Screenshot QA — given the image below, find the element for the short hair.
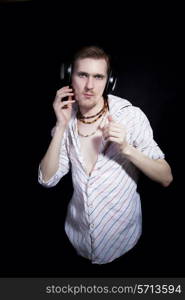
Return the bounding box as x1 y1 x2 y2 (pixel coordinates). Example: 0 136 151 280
72 46 111 74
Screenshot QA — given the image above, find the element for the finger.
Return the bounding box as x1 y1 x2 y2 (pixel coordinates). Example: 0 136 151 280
106 132 121 140
61 92 74 100
54 99 75 110
60 88 74 94
57 86 72 93
61 98 75 103
61 99 76 109
108 114 115 123
109 123 123 130
55 93 74 102
56 89 73 99
103 126 121 138
68 95 73 101
61 100 75 108
108 127 122 134
109 130 122 137
103 130 116 140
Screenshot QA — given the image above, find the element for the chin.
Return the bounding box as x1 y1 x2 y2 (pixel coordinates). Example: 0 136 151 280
81 101 95 109
78 96 94 104
79 99 96 110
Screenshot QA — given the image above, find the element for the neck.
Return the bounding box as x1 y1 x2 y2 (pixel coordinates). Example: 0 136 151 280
78 96 105 117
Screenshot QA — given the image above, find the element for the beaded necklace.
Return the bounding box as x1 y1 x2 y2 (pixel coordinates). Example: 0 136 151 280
77 102 105 119
78 108 107 138
77 101 108 124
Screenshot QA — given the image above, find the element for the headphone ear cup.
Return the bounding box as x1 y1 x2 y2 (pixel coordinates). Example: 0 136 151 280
60 62 72 85
109 75 117 93
104 70 117 96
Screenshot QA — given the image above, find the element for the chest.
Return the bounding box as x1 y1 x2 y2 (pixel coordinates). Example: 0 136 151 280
78 130 103 176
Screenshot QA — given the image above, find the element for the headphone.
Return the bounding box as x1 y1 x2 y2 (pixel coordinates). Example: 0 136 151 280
60 61 117 97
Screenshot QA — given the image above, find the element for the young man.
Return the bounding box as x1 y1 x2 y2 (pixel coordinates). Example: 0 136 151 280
38 46 173 264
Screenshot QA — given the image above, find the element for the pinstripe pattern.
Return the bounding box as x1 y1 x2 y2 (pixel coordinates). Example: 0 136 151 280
38 95 165 264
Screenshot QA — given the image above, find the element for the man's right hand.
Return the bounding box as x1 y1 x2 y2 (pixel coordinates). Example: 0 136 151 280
53 86 75 127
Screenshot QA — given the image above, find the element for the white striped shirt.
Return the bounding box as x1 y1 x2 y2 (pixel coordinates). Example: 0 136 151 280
38 95 165 264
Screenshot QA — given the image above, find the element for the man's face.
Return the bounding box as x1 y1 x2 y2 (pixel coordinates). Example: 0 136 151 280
72 58 108 110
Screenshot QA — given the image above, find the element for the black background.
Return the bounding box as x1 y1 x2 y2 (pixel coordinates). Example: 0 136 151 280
0 1 184 277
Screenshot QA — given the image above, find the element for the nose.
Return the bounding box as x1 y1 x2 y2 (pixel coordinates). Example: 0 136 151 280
85 76 94 90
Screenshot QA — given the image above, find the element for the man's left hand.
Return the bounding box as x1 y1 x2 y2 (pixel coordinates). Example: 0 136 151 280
102 115 128 151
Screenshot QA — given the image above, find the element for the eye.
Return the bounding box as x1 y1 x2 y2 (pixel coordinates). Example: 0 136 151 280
78 72 87 78
95 75 104 80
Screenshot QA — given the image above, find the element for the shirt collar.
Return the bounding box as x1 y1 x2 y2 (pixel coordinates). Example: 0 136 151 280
107 94 132 120
70 94 132 123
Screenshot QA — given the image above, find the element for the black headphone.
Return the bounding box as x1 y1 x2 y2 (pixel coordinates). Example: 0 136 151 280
60 61 117 97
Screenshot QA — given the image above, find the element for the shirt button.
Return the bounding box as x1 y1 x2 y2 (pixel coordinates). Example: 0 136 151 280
91 237 95 243
90 224 94 230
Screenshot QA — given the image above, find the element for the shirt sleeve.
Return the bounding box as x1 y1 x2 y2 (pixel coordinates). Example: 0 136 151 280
38 129 70 188
131 108 165 160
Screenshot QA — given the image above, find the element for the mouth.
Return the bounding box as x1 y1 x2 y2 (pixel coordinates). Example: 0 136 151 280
83 93 94 98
